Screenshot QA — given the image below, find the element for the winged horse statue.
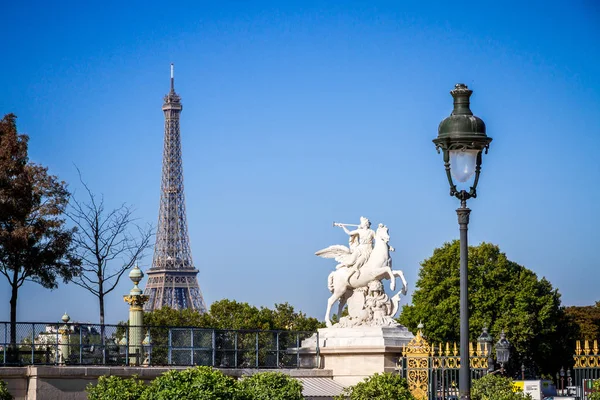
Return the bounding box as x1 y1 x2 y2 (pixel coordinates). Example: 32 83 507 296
316 223 407 327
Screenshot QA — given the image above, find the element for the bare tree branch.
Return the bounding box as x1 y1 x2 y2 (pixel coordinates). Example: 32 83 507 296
67 168 154 324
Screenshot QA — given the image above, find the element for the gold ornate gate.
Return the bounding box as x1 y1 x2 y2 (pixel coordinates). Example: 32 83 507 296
401 327 490 400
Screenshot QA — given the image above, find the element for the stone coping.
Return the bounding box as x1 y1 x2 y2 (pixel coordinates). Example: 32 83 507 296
299 345 404 355
0 366 332 379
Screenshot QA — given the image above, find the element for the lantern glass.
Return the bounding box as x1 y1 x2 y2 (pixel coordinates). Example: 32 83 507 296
449 149 478 183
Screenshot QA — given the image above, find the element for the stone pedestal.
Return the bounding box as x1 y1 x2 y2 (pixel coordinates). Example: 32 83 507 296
299 326 414 386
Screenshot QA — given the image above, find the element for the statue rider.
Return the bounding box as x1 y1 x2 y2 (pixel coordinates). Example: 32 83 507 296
333 216 375 280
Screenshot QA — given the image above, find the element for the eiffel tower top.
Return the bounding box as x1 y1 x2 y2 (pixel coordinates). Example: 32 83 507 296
163 63 182 110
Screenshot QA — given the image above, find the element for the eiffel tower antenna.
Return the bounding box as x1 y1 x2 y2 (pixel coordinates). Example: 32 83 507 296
143 64 207 313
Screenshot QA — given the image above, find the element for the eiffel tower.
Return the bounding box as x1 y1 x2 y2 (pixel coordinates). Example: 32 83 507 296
143 64 207 313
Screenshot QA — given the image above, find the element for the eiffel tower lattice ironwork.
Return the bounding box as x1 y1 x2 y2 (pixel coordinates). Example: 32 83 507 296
143 64 207 313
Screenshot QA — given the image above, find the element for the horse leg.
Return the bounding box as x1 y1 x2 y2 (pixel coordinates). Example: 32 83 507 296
382 264 396 291
324 294 338 328
393 270 407 294
337 292 349 319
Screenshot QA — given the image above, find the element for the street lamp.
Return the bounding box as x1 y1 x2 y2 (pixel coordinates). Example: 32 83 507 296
495 331 511 375
560 367 565 393
434 83 493 400
477 326 493 373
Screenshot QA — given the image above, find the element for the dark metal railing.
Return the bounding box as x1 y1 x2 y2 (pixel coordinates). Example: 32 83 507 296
0 322 319 369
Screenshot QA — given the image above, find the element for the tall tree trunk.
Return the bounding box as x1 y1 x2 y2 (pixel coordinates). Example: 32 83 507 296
99 280 106 364
9 269 19 362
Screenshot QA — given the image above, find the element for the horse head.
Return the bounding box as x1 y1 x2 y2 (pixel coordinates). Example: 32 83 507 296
376 223 390 244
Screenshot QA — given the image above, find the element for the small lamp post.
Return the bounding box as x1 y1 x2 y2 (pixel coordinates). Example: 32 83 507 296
434 83 493 400
567 368 572 387
560 367 565 393
521 363 526 380
477 326 493 373
123 265 149 366
58 312 70 365
495 331 510 375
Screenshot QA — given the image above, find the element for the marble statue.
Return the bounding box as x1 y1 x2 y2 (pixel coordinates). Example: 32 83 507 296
316 218 407 327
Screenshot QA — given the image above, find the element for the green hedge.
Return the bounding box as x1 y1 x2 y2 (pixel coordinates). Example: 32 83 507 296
236 372 303 400
0 380 12 400
471 374 532 400
86 367 304 399
336 373 415 400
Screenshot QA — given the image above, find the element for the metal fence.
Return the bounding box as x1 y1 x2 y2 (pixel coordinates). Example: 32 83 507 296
0 322 318 369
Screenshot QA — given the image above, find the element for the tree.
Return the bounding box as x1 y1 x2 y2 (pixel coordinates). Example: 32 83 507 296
143 299 323 331
565 302 600 340
0 114 80 355
67 172 153 325
398 241 576 376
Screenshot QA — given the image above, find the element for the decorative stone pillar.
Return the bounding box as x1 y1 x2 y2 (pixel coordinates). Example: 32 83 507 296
123 265 149 366
58 312 70 365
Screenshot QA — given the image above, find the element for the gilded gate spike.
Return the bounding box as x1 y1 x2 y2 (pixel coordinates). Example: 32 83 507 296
576 340 581 356
469 342 474 357
445 342 450 356
143 65 207 313
453 342 458 356
594 340 599 355
584 340 590 355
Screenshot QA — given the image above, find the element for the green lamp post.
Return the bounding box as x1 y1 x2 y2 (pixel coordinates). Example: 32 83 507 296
124 265 149 366
433 83 493 400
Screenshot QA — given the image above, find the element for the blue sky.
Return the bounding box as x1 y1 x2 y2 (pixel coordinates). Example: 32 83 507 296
0 1 599 324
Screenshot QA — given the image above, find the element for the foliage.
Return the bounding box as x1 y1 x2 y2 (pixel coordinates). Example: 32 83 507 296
86 375 147 400
236 372 303 400
143 300 323 331
0 380 12 400
398 241 576 375
140 366 236 400
471 374 532 400
565 301 600 340
68 169 153 325
0 114 81 353
336 373 415 400
587 379 600 400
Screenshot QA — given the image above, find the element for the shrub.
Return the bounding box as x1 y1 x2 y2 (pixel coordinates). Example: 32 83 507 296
587 380 600 400
471 374 532 400
336 373 415 400
0 380 12 400
140 366 236 400
86 375 147 400
236 371 303 400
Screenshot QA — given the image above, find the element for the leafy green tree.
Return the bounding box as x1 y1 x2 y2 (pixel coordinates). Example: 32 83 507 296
236 372 303 400
87 375 147 400
336 373 415 400
0 380 12 400
0 114 80 355
399 241 576 376
143 300 323 331
142 301 322 366
140 366 236 400
565 302 600 340
471 374 532 400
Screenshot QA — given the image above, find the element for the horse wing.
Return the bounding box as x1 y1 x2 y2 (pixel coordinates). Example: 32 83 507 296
315 245 351 262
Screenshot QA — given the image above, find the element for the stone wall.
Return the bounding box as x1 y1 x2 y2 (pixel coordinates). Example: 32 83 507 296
0 366 337 400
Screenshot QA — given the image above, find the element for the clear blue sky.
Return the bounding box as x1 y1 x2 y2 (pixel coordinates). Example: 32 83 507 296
1 0 599 324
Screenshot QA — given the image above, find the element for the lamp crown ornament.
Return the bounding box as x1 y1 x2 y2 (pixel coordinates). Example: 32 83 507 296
129 264 144 296
61 312 70 324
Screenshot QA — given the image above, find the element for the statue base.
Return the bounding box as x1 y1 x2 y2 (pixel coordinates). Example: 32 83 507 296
299 325 414 386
